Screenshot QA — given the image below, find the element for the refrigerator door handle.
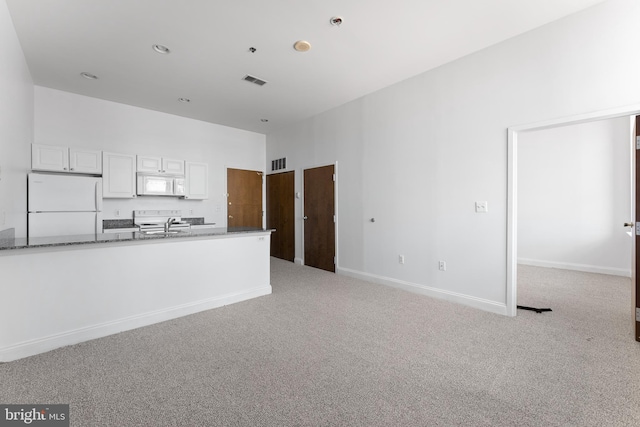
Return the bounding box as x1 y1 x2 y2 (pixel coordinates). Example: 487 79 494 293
96 212 103 235
95 181 103 212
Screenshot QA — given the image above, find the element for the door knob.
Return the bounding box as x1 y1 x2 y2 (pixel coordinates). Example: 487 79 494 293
228 215 233 219
303 216 308 220
624 222 634 227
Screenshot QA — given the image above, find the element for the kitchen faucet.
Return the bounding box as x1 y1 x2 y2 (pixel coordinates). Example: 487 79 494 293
164 217 176 232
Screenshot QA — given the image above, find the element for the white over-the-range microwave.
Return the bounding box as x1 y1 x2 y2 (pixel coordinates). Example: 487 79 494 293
137 173 185 197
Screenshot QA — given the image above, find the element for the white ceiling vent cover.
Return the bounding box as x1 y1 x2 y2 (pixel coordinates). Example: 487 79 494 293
243 75 267 86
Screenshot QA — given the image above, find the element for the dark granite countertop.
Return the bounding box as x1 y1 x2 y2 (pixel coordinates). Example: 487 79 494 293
0 227 272 251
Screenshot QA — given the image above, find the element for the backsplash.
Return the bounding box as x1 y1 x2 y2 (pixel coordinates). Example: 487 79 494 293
102 219 136 230
102 217 205 230
182 217 205 225
0 228 15 248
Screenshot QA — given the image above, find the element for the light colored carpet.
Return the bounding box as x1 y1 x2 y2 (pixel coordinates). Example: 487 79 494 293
1 260 638 426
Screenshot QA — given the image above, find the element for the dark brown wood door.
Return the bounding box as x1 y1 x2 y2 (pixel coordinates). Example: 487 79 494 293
267 171 295 261
227 168 263 228
631 116 640 341
304 165 335 272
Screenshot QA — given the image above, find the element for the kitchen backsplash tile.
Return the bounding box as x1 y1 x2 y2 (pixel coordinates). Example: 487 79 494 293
103 219 136 230
182 217 205 225
103 217 206 230
0 228 15 248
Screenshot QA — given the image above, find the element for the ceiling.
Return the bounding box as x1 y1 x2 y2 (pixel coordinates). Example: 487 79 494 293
6 0 606 134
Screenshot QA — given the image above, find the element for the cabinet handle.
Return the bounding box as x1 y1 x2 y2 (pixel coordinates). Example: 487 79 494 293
70 168 74 171
63 167 67 170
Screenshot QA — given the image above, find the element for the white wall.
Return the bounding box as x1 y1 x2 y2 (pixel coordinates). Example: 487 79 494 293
518 117 632 276
0 232 272 361
34 86 266 231
266 0 640 314
0 0 33 237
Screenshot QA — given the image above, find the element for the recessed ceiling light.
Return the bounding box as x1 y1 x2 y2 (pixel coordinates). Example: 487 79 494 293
293 40 311 52
261 119 269 123
178 97 191 103
80 72 98 80
152 44 171 54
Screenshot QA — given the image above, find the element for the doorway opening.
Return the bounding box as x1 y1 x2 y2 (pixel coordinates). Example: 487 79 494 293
516 117 633 321
508 105 640 329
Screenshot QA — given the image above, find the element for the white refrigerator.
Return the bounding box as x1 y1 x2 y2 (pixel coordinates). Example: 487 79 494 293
28 173 103 238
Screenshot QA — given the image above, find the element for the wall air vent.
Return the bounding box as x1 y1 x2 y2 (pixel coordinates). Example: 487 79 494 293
243 74 267 86
271 157 287 171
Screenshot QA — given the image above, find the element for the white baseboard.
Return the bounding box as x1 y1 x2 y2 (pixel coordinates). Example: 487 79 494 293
517 258 631 277
0 285 272 362
336 267 507 316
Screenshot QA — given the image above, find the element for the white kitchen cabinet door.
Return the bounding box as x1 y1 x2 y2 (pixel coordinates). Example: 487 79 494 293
162 158 185 175
69 148 102 174
185 162 208 199
31 144 69 172
137 155 184 175
103 152 136 198
137 155 163 173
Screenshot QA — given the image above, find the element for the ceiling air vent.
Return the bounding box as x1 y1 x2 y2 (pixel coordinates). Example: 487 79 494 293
243 74 267 86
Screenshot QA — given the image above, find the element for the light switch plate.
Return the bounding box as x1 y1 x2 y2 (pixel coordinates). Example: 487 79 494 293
475 201 488 213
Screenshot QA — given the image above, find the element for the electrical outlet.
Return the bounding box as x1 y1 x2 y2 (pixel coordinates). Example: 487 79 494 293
439 261 446 271
399 255 405 264
115 209 121 217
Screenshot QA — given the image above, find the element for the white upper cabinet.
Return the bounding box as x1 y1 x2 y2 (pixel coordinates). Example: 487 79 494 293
32 144 102 174
163 158 185 175
32 144 68 172
103 152 136 198
69 148 102 174
137 155 184 175
185 162 208 200
136 155 162 173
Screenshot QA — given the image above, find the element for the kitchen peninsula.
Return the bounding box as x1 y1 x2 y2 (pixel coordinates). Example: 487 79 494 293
0 227 272 362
